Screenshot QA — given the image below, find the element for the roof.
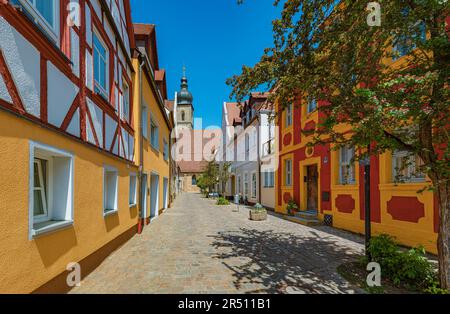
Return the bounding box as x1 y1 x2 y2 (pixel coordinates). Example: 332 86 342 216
176 129 221 174
155 69 165 82
165 100 174 112
133 23 155 36
225 102 242 126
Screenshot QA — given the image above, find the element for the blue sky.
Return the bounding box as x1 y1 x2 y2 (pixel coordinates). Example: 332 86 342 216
130 0 281 128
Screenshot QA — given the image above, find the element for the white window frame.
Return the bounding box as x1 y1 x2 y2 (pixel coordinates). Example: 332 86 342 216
392 150 426 183
251 172 257 198
129 172 137 207
122 79 130 123
285 104 293 127
29 141 74 240
93 29 109 99
163 139 169 161
339 146 356 185
20 0 60 43
103 165 119 216
142 103 149 140
285 159 292 187
33 157 50 223
264 170 275 188
150 115 159 150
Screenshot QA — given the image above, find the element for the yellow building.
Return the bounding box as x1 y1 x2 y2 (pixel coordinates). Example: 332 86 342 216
274 33 438 254
133 24 173 228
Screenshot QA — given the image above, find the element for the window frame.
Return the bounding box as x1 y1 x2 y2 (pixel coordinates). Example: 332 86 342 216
129 172 137 207
33 157 50 223
19 0 60 43
163 138 169 161
29 141 74 240
307 99 317 114
285 159 293 187
339 146 356 185
142 103 149 140
285 104 293 128
122 79 130 123
103 165 119 216
150 115 159 150
392 150 426 183
251 172 257 198
93 29 109 99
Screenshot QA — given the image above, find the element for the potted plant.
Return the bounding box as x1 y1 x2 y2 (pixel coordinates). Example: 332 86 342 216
249 203 268 221
286 199 299 216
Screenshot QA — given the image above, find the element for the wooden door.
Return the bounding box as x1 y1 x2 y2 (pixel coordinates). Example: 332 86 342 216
306 165 319 211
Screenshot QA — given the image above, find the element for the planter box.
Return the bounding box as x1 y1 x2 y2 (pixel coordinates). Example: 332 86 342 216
249 210 267 221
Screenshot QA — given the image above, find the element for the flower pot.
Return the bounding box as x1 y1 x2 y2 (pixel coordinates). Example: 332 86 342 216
249 210 267 221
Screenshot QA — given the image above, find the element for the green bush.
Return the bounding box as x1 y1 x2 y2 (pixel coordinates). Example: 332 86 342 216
286 199 299 215
216 197 230 206
368 234 446 293
253 203 266 211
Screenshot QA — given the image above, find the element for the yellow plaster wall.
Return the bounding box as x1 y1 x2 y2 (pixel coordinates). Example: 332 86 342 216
0 110 139 293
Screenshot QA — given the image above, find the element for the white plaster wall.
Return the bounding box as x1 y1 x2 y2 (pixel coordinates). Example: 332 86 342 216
85 5 93 48
87 97 104 147
121 127 129 159
47 61 79 127
90 0 102 20
85 51 93 91
0 17 40 117
70 29 80 77
0 75 12 103
105 114 118 150
67 108 80 138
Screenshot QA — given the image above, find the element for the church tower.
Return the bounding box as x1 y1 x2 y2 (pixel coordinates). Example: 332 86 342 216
176 67 194 130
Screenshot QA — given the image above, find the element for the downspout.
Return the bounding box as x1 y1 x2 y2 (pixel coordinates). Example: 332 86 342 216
137 53 145 234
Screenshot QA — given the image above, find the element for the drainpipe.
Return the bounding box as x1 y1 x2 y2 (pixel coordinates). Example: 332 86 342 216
137 53 145 234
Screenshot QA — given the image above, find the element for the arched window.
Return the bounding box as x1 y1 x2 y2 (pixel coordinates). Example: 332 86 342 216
192 175 197 186
181 111 186 121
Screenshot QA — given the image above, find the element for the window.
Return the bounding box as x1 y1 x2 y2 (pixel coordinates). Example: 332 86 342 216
150 118 159 149
339 146 356 185
392 150 425 183
122 80 130 123
264 171 275 188
393 12 427 60
238 176 242 194
93 32 108 99
29 142 74 239
163 139 169 161
129 173 137 207
192 175 197 186
285 159 292 186
285 104 293 127
142 104 148 139
307 99 317 114
20 0 59 41
245 134 250 161
244 173 249 196
252 173 257 198
104 166 118 215
181 111 186 121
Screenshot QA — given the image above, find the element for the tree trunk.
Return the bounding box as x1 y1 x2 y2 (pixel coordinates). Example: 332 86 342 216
436 181 450 290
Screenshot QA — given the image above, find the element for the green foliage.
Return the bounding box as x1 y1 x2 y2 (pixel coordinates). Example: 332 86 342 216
286 199 299 215
368 235 447 294
216 197 230 206
253 203 267 211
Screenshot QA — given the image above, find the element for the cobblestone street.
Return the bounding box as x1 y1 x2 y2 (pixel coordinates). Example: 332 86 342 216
71 193 366 294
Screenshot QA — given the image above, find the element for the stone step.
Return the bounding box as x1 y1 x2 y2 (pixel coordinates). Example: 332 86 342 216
295 211 319 220
285 216 321 227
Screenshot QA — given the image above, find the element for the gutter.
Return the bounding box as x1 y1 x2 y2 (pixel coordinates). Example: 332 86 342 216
137 51 146 234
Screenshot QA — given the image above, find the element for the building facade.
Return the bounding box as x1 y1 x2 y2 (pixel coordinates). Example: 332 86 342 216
0 1 173 293
133 24 173 227
221 93 276 209
275 56 439 254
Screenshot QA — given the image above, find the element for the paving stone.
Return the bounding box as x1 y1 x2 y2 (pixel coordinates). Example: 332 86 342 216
71 193 366 294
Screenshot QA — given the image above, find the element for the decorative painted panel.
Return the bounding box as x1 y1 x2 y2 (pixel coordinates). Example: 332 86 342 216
335 194 356 214
387 196 425 223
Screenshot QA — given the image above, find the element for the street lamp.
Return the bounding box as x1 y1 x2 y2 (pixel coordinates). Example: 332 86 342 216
360 153 372 260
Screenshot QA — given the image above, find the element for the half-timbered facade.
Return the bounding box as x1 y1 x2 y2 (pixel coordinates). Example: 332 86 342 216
0 0 140 293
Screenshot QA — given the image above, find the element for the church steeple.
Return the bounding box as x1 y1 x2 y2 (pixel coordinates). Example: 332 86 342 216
177 66 193 106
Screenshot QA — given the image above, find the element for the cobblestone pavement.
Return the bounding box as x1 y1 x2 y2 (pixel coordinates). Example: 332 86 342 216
71 193 366 294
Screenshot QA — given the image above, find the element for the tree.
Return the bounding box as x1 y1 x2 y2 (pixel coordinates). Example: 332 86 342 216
200 161 220 197
219 162 233 196
228 0 449 289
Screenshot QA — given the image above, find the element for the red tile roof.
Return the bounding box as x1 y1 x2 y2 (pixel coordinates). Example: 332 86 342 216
225 102 242 126
165 100 174 111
